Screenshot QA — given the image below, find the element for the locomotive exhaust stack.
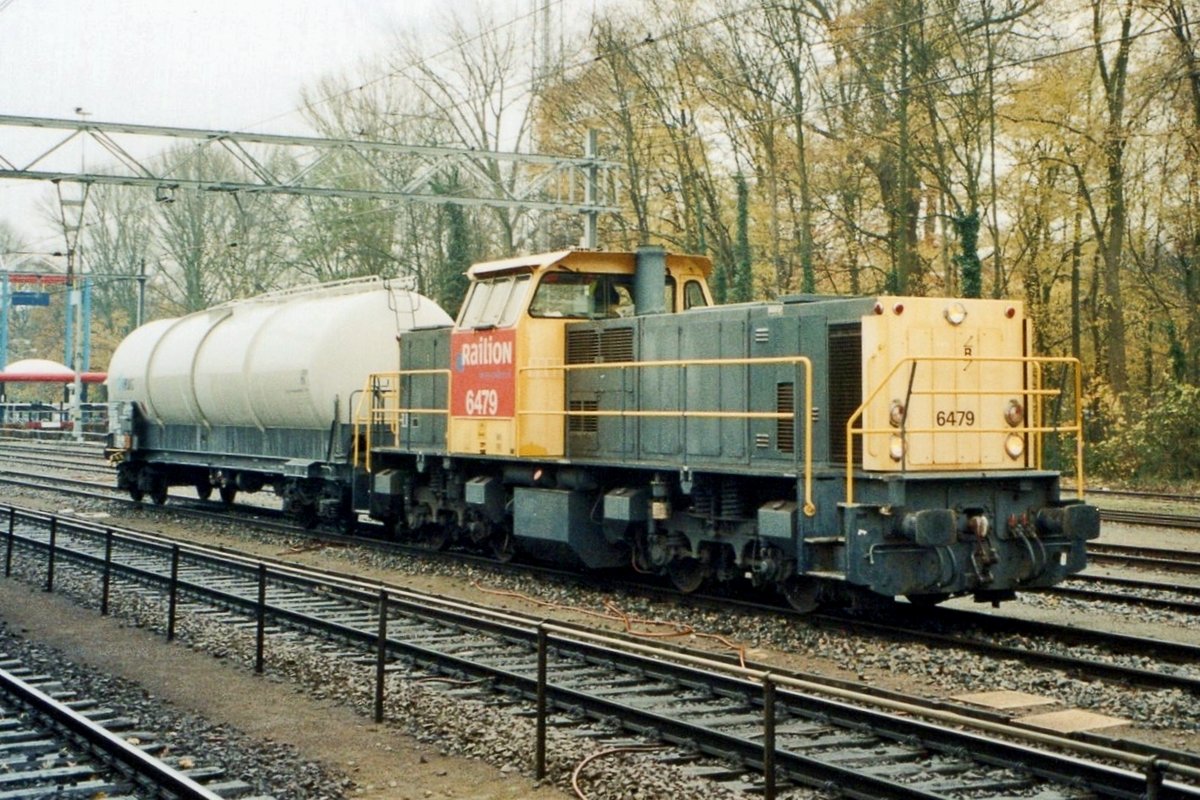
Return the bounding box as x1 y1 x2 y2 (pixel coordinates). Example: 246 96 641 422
633 244 667 317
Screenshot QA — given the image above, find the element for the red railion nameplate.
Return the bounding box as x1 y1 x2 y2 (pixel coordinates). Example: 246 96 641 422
450 328 516 417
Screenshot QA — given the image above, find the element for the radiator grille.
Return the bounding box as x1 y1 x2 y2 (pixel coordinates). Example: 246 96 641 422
776 382 795 453
600 328 634 362
566 329 598 364
566 327 634 364
828 324 863 464
568 400 598 433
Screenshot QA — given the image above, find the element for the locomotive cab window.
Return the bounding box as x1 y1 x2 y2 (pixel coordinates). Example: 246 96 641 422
529 272 636 319
683 280 709 309
457 274 530 329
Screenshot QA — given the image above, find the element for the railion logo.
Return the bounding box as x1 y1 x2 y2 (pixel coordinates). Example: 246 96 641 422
455 335 514 372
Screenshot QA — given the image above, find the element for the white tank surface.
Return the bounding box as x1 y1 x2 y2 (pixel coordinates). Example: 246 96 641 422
107 278 453 430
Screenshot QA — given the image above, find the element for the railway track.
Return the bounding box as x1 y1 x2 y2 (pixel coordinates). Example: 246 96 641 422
3 505 1197 799
6 438 1200 532
833 603 1200 692
6 463 1200 689
0 453 114 479
1088 541 1200 573
1087 486 1200 504
32 462 1200 691
0 649 270 799
0 436 107 459
1048 572 1200 615
1100 508 1200 530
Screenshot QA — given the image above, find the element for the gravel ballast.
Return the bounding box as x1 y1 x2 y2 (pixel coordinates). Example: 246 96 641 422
3 481 1199 795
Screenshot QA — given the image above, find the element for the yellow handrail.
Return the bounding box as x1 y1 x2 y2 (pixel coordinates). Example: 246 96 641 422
519 356 816 517
352 369 451 473
844 355 1084 504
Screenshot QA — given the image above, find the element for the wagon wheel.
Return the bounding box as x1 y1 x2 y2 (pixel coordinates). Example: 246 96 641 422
782 576 822 614
905 592 950 608
667 557 706 594
219 485 238 506
195 482 213 500
150 483 169 506
297 502 320 530
129 487 145 504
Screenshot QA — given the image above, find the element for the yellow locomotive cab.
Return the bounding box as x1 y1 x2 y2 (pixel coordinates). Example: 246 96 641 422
445 249 712 458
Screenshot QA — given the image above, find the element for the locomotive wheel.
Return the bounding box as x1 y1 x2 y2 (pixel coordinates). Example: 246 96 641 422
419 524 449 551
782 576 822 613
219 485 237 505
195 483 213 500
491 532 515 563
667 557 706 594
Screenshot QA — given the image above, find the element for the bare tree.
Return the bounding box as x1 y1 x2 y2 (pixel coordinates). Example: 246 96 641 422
395 2 541 252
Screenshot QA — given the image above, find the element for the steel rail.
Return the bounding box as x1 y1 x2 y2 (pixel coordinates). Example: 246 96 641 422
1049 581 1200 614
1071 571 1200 598
1099 508 1200 530
1089 542 1200 573
0 665 225 800
817 604 1200 693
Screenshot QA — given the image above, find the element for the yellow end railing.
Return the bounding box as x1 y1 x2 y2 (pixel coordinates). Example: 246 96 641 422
844 355 1084 504
352 369 450 473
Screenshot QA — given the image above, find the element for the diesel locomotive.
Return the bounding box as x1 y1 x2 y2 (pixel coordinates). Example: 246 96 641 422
106 246 1099 609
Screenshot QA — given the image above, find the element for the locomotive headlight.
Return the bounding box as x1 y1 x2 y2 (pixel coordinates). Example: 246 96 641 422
1005 434 1025 459
889 435 905 462
1004 399 1025 428
943 301 968 325
889 400 906 428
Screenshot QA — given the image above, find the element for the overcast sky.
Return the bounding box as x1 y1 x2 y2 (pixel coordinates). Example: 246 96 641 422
0 0 505 254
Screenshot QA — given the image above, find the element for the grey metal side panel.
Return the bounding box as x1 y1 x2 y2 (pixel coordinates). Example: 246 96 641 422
141 423 332 466
564 298 875 476
637 319 682 458
685 312 747 460
397 327 450 450
513 487 623 569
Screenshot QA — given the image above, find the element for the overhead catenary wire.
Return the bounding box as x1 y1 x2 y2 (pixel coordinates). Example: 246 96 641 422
547 8 1175 153
12 2 1182 298
246 0 568 133
253 0 1172 186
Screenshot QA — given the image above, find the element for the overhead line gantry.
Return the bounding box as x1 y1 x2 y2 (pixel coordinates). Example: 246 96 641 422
0 114 618 244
